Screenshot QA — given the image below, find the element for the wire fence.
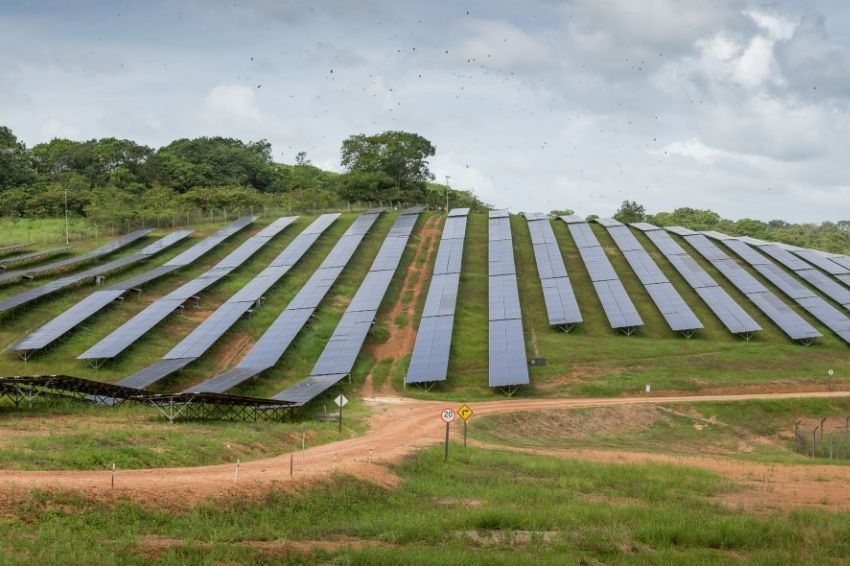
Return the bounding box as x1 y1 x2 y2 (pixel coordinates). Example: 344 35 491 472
794 417 850 460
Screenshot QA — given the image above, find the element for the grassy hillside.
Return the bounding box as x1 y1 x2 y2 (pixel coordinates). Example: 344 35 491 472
1 211 849 406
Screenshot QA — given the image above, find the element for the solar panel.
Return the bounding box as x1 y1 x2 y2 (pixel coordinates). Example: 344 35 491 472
272 210 420 405
486 212 530 390
562 217 642 331
406 209 470 385
0 230 189 316
406 316 454 384
693 286 762 335
640 227 760 337
117 358 195 390
448 207 471 217
540 277 583 326
679 233 820 342
716 237 850 345
420 273 461 317
526 214 581 327
758 244 814 272
110 215 337 387
489 318 530 387
78 217 300 361
186 211 384 394
792 249 850 276
0 229 152 284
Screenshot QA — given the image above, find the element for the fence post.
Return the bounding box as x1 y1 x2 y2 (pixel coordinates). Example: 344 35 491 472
813 427 819 458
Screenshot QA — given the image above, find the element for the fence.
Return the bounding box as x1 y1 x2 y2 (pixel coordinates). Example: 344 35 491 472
794 417 850 460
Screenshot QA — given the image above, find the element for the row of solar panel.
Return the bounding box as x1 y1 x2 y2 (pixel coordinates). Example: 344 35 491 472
0 230 190 316
115 214 343 391
635 224 762 336
406 209 470 384
10 218 261 353
525 214 583 328
0 229 152 285
187 210 386 394
561 216 643 332
600 220 702 334
273 207 423 404
488 210 529 388
707 234 850 344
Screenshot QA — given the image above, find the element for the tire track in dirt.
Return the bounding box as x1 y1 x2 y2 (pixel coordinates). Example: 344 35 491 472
3 391 850 512
363 214 442 397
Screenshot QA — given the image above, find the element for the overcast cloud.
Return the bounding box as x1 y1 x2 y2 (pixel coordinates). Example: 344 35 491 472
1 0 849 222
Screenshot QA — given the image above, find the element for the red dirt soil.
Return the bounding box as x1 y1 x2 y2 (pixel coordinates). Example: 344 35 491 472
3 392 850 513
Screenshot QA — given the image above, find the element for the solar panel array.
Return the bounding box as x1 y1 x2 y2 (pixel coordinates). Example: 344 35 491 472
525 213 582 329
78 217 295 362
709 234 850 345
0 246 68 269
600 219 701 335
0 230 189 317
756 243 850 310
186 210 383 394
560 216 643 333
634 223 761 337
10 217 257 354
488 210 530 389
0 229 152 285
272 207 422 405
405 208 470 385
116 214 340 390
670 228 821 343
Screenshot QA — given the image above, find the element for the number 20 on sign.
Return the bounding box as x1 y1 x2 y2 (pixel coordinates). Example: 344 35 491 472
441 408 455 423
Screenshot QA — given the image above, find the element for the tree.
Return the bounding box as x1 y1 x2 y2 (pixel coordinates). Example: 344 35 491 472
339 131 435 203
0 126 37 190
613 200 646 224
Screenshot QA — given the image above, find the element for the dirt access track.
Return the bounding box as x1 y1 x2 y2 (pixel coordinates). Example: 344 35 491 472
3 391 850 513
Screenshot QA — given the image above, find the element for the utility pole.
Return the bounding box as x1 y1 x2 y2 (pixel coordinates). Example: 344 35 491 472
445 175 450 214
64 188 70 245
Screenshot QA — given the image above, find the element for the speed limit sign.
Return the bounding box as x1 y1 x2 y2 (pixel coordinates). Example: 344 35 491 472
441 408 455 423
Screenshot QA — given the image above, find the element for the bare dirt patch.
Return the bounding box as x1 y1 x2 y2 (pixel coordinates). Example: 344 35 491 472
364 214 443 396
3 392 850 513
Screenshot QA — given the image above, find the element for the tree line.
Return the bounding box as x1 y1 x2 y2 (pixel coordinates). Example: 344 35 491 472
0 126 488 225
609 200 850 254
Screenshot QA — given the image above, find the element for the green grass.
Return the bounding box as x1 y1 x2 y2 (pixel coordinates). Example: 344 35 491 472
3 447 850 563
3 210 850 412
0 400 349 471
471 397 850 464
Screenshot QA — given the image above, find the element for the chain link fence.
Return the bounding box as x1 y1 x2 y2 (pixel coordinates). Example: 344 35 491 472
794 417 850 460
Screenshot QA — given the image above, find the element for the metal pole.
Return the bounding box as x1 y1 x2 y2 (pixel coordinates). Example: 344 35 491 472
795 420 802 453
464 420 468 448
338 403 343 433
444 422 450 461
64 188 70 246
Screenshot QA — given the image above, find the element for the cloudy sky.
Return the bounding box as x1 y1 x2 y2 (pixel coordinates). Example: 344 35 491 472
2 0 849 222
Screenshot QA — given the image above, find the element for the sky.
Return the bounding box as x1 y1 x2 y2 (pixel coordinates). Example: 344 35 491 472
2 0 849 223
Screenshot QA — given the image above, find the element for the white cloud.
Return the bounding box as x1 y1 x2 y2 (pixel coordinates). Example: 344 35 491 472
201 84 263 126
461 20 551 68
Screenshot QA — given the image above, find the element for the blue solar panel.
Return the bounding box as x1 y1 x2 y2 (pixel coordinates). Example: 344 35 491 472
0 230 189 316
111 215 337 387
78 218 297 361
272 210 420 405
186 211 384 394
406 209 470 385
0 229 152 284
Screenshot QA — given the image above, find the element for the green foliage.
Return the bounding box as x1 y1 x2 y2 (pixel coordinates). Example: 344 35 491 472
613 199 646 223
339 130 436 203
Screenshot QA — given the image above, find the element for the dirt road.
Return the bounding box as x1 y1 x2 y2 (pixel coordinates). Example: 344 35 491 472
2 391 850 512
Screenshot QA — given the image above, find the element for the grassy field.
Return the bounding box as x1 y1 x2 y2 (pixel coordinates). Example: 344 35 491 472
1 209 850 443
2 446 850 564
472 397 850 464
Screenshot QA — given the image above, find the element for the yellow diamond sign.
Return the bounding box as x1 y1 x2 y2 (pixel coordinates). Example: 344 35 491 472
457 404 473 421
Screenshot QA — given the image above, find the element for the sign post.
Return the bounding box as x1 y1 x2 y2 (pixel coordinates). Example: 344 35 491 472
335 394 348 433
441 408 455 461
457 404 474 447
